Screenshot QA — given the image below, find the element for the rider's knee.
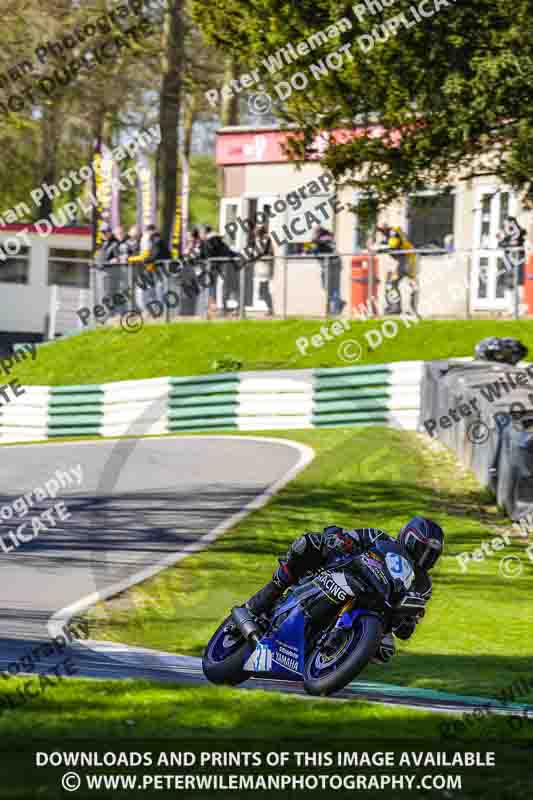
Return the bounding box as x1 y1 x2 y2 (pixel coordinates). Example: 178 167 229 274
274 561 294 588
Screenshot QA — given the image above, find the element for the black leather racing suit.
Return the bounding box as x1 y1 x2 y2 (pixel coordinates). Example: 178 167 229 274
272 526 432 643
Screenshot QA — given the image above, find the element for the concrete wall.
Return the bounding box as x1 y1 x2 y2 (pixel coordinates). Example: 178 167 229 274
417 254 470 317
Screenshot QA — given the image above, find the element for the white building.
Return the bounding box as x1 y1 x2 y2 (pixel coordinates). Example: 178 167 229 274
0 223 92 347
216 124 531 317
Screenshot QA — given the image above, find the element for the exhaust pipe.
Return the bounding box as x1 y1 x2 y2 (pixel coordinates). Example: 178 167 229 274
231 605 260 642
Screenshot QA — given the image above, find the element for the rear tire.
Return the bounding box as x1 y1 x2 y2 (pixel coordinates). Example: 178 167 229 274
303 615 383 697
202 617 254 686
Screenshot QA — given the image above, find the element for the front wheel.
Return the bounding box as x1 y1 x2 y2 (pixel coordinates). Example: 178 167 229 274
202 616 254 686
303 615 383 696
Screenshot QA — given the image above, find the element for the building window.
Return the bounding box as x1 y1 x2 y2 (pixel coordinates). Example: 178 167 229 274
48 248 91 288
223 204 239 246
495 256 506 299
286 193 332 255
499 191 510 230
353 195 379 251
407 191 455 249
478 256 488 299
480 193 491 247
0 246 30 284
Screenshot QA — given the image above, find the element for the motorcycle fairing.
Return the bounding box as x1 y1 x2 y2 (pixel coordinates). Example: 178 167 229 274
242 592 307 679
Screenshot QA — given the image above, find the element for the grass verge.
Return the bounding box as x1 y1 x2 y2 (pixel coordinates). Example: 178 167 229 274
16 318 533 385
86 426 533 705
0 677 501 738
0 679 529 798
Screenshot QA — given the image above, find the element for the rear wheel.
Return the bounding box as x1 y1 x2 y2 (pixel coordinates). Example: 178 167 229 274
303 615 383 696
202 617 254 686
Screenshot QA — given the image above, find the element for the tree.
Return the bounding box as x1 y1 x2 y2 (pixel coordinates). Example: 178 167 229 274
0 0 162 221
220 56 240 127
0 0 223 238
179 16 226 235
192 0 533 204
159 0 184 245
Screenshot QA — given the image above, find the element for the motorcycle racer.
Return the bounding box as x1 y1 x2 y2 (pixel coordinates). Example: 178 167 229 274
238 516 444 665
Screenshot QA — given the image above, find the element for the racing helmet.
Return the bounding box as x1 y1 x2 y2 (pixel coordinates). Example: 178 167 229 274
475 337 528 366
398 516 444 571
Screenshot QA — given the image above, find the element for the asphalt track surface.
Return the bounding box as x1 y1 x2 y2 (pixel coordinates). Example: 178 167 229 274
0 434 532 719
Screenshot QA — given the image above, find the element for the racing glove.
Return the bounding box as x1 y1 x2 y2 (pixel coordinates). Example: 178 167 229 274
391 591 426 640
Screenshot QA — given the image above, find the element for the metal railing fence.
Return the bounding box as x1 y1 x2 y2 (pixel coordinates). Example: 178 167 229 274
66 244 529 331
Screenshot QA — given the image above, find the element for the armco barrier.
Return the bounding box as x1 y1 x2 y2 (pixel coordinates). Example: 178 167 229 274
420 359 533 516
0 362 423 443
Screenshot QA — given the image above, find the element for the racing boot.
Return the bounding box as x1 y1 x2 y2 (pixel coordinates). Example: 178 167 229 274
245 565 293 618
246 580 284 618
227 581 282 641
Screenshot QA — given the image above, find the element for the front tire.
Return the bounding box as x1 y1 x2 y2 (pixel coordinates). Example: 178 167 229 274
303 615 383 697
202 616 254 686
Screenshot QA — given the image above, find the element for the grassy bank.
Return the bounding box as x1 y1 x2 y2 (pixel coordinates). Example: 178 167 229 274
86 426 533 703
16 319 533 385
0 677 484 738
0 679 528 799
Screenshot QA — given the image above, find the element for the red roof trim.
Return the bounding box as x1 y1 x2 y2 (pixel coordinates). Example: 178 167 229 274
0 223 91 236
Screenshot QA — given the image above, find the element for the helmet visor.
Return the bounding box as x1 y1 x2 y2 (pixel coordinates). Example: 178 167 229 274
418 538 442 570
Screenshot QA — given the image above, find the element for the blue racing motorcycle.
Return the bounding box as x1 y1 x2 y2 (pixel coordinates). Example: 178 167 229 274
203 546 418 696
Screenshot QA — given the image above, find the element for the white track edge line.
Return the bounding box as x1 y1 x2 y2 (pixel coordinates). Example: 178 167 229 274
48 436 315 648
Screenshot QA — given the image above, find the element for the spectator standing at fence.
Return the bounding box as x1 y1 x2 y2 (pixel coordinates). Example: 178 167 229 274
310 224 342 313
377 224 418 316
186 227 202 258
143 225 172 269
254 225 274 316
93 224 119 309
105 225 130 316
128 225 151 311
117 225 142 314
127 226 150 265
111 226 128 264
125 225 141 259
127 225 170 311
145 225 172 306
199 224 240 314
98 223 119 264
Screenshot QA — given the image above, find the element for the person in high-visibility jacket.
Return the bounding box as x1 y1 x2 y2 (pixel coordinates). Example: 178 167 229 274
377 225 418 315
